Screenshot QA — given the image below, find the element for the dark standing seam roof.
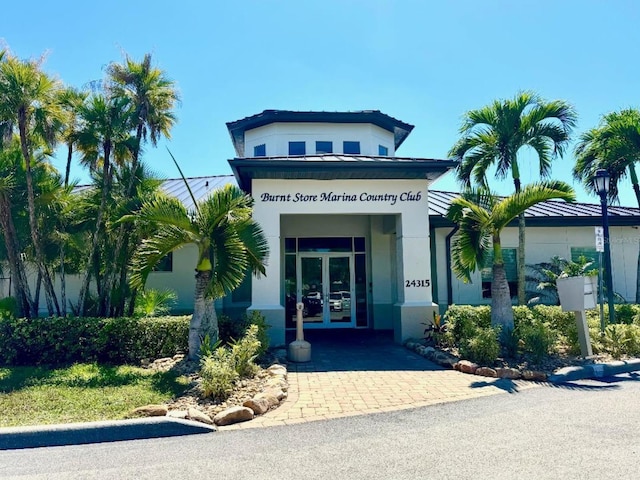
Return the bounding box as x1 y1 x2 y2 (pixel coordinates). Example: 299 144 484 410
226 110 415 156
427 190 640 227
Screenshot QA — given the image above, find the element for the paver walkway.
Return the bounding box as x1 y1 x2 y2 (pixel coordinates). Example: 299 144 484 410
221 331 535 430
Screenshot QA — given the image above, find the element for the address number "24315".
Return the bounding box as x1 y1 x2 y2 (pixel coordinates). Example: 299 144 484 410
405 279 430 288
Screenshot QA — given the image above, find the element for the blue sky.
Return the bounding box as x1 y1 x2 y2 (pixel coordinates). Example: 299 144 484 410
2 0 640 205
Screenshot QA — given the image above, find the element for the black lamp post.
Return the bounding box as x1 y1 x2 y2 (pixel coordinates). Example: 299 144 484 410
594 169 616 325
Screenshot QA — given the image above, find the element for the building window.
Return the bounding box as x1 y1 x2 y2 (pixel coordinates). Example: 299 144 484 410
289 141 306 155
343 141 360 154
153 252 173 272
570 247 601 270
316 141 333 154
480 248 517 298
378 145 388 156
253 144 266 156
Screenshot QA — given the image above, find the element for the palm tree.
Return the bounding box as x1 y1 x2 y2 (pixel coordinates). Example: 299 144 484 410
447 181 575 330
104 53 179 314
573 108 640 302
57 87 88 187
449 91 577 305
123 183 268 360
0 52 65 315
75 94 136 316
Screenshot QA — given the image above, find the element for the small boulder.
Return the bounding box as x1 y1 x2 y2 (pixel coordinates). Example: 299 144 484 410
214 406 254 426
254 391 281 408
244 397 270 415
131 404 168 417
167 409 188 419
475 367 498 378
522 370 547 382
495 367 522 380
187 407 214 425
267 364 287 377
456 360 479 374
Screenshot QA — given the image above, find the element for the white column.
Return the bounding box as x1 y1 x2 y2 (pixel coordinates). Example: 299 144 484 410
393 205 438 343
248 207 286 347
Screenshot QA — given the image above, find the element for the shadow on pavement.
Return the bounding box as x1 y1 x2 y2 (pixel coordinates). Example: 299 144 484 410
470 378 521 393
0 417 215 450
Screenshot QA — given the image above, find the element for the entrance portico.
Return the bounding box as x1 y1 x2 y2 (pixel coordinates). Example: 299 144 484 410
226 110 456 346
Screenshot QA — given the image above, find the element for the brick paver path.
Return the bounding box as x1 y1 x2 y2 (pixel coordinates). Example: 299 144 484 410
221 331 534 430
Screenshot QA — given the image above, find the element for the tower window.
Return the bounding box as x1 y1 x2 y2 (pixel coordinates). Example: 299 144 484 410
343 141 360 154
254 144 266 156
289 141 306 155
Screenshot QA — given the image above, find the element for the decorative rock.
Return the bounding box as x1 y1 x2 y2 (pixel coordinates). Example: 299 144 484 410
254 391 281 408
214 406 254 426
132 404 168 417
475 367 498 378
188 407 214 425
172 354 185 361
456 360 479 374
406 342 417 349
424 346 435 355
267 364 287 376
522 370 547 382
495 367 522 380
244 397 270 415
167 409 188 419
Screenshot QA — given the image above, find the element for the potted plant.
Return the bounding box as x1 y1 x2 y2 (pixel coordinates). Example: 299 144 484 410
555 256 598 312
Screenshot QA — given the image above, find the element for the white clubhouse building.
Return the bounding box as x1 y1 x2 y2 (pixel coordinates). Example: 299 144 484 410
147 110 640 347
4 109 639 347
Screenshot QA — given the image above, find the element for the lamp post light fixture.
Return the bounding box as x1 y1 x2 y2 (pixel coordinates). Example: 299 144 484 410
594 169 616 326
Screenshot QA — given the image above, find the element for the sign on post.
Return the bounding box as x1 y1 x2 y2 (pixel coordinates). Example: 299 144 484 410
595 226 604 253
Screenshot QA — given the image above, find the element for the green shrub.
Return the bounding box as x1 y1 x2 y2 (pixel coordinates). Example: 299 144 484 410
444 305 490 347
230 324 261 378
532 305 580 355
518 320 556 364
459 327 500 365
245 310 270 359
0 297 18 318
133 289 177 317
499 327 520 358
200 347 239 400
218 314 247 344
614 304 640 325
0 315 189 366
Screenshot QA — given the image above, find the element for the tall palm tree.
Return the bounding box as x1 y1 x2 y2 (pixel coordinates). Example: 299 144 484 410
573 108 640 302
0 53 65 315
75 94 136 315
57 87 88 187
123 183 268 360
449 91 577 305
104 53 179 313
447 181 575 330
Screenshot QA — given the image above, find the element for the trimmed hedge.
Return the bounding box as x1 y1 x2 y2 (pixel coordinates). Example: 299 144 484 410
0 315 190 366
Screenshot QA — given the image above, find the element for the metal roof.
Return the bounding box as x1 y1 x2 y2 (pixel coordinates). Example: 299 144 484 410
228 155 458 193
226 110 415 156
427 190 640 227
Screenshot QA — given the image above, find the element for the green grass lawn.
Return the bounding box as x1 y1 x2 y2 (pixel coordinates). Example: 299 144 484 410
0 363 189 427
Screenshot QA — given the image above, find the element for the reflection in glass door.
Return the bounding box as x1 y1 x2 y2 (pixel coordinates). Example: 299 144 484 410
298 254 354 327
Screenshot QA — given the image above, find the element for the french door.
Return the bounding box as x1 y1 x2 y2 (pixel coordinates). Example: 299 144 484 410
298 253 355 328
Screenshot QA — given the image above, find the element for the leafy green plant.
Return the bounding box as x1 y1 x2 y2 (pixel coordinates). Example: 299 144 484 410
198 333 221 358
230 324 261 378
245 310 270 359
518 320 556 364
602 324 629 358
0 297 18 319
459 327 500 365
133 289 177 317
199 347 239 400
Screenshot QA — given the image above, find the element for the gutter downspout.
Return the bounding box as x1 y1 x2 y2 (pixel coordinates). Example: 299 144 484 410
445 226 459 307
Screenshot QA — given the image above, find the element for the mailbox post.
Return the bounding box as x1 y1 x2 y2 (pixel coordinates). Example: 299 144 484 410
557 276 596 357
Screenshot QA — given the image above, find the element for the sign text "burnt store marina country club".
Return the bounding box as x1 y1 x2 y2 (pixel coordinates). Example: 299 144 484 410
259 191 423 205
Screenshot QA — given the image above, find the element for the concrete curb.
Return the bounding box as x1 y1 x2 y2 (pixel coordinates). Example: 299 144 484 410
0 416 216 450
547 358 640 383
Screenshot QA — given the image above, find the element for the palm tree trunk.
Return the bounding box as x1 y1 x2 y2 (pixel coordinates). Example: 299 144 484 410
0 199 34 317
78 143 112 316
17 112 60 316
491 234 514 331
190 269 218 360
517 213 526 305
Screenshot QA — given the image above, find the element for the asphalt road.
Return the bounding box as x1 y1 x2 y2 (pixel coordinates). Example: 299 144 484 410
1 374 639 480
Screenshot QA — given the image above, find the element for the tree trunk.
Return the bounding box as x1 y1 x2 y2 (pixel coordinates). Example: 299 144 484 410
189 270 218 360
517 213 526 305
78 143 112 316
0 197 34 317
17 112 60 316
630 165 640 303
491 262 514 330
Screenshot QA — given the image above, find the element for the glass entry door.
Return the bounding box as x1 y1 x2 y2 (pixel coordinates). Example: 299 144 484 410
299 254 354 328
